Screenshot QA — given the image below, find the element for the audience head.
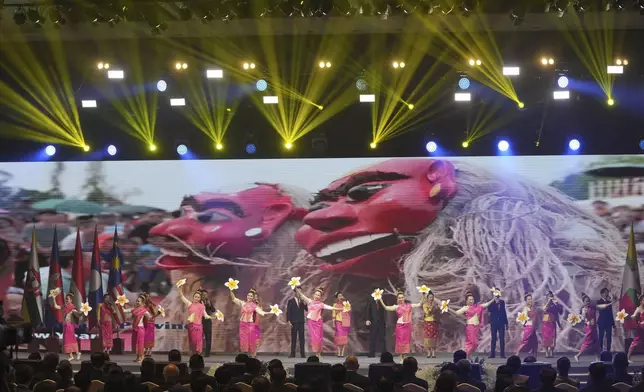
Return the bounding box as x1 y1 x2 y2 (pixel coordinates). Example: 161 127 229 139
163 364 180 384
104 374 127 392
268 359 284 371
506 355 522 374
523 356 537 363
613 352 629 370
28 352 42 361
453 350 467 363
588 362 607 384
215 366 232 385
124 371 136 390
456 359 472 378
141 357 156 376
246 358 262 376
74 372 90 391
15 364 34 386
168 349 182 362
307 356 320 363
235 353 250 364
556 357 571 377
190 354 206 371
539 367 557 387
271 367 287 384
599 350 613 362
191 377 208 392
344 356 359 371
440 363 458 375
402 357 418 375
42 352 60 372
377 377 394 392
380 352 394 364
252 376 271 392
90 352 106 369
330 364 347 383
433 370 457 392
34 381 57 392
57 360 73 381
391 365 404 384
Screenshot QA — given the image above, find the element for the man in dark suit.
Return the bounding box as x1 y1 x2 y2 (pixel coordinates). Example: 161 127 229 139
189 354 217 390
401 357 428 390
287 290 307 358
488 291 508 358
598 288 615 352
344 356 371 392
366 298 387 357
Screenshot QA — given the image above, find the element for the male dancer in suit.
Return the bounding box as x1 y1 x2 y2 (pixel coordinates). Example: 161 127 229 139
366 298 387 357
488 290 508 358
598 288 615 352
287 289 307 358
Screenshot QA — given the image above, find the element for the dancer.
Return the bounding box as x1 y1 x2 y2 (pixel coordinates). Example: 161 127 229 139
295 286 335 358
123 294 153 363
287 289 307 358
598 288 615 353
379 289 423 363
628 295 644 361
99 294 119 355
178 284 220 355
516 293 539 357
143 294 163 357
488 290 508 358
53 293 83 361
541 291 563 358
422 290 439 358
574 293 613 362
230 288 274 357
199 289 216 357
332 291 351 357
452 291 494 359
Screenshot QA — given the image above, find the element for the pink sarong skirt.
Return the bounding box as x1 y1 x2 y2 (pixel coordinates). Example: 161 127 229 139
188 323 203 353
424 321 438 348
465 324 480 356
579 324 599 354
308 319 324 353
630 326 644 353
395 323 412 354
542 321 556 348
334 321 350 346
144 322 155 349
517 325 538 353
133 326 145 356
100 321 113 350
240 321 259 353
62 322 78 353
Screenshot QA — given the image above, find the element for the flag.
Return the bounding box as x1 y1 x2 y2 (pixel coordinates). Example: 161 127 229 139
620 223 641 334
69 228 86 310
87 227 103 329
107 228 126 324
21 230 43 326
44 227 63 327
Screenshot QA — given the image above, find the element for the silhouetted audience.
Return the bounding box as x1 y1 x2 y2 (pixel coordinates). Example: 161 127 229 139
168 349 183 363
380 352 394 364
610 352 634 385
344 356 371 391
401 357 428 390
533 367 565 392
433 370 457 392
455 359 486 391
554 357 580 389
252 376 271 392
232 358 262 385
581 362 619 392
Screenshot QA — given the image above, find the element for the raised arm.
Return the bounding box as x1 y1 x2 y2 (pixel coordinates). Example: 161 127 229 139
597 302 613 310
378 298 397 312
178 286 191 307
631 307 642 320
230 290 244 307
296 289 312 305
481 298 495 308
453 305 468 315
256 307 268 316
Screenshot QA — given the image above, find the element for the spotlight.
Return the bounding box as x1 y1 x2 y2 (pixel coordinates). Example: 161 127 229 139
215 143 223 151
245 143 257 154
462 141 469 148
13 8 27 25
616 58 623 65
607 98 615 106
149 144 157 152
541 57 555 66
369 142 377 149
81 100 97 108
454 92 472 102
83 145 90 152
476 59 482 66
97 62 106 70
458 77 471 90
360 94 376 103
407 103 414 110
175 62 188 70
48 7 65 25
503 66 520 76
468 59 475 66
426 141 437 153
392 61 405 69
45 145 56 156
355 78 368 91
393 62 399 68
326 62 331 68
318 61 332 68
107 70 124 79
319 61 326 68
568 139 580 151
27 8 45 25
284 142 293 150
640 139 644 151
170 98 186 106
177 144 188 156
263 96 278 104
557 76 569 89
156 80 167 92
518 102 525 109
107 145 117 156
256 79 268 91
498 140 510 152
206 69 224 79
243 62 256 70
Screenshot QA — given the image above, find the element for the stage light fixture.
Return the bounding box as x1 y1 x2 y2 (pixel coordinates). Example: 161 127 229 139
454 92 471 102
568 139 580 151
284 142 293 150
170 98 186 106
468 59 482 66
243 62 256 70
503 66 520 76
518 102 525 109
177 144 188 156
462 141 469 148
607 65 624 74
107 145 117 156
97 62 110 70
607 98 615 106
318 61 332 68
45 145 56 156
498 140 510 152
107 70 124 79
157 80 167 92
639 139 644 151
175 62 188 70
553 91 570 100
206 69 223 79
49 7 65 25
426 141 437 153
81 100 97 108
256 79 268 91
27 8 45 25
392 61 406 69
360 94 376 103
458 77 471 90
407 103 414 110
355 78 368 91
557 76 569 89
541 57 555 66
215 143 223 151
263 96 278 104
149 144 157 152
246 143 257 154
83 145 90 152
14 8 27 25
369 142 377 149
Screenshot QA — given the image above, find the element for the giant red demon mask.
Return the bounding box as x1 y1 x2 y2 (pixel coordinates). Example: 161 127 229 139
149 183 306 269
294 159 457 278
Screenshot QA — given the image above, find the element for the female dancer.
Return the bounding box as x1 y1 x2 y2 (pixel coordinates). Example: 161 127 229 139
54 293 83 361
452 291 494 359
230 288 274 357
99 294 119 355
332 291 351 357
628 295 644 360
295 286 336 358
379 289 423 363
179 285 220 355
123 294 153 363
516 293 538 357
143 294 163 357
541 291 563 358
574 292 613 362
199 289 216 357
423 290 440 358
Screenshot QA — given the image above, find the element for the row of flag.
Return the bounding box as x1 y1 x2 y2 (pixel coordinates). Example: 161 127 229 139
21 227 127 329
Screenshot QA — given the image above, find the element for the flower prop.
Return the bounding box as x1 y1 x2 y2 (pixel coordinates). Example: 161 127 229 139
116 295 129 306
567 313 581 326
48 288 61 298
287 277 301 290
215 310 224 321
157 305 166 318
224 278 240 291
176 278 187 288
187 313 195 323
343 301 352 312
490 287 502 297
440 300 450 313
417 285 431 294
270 304 283 316
80 302 92 316
371 288 384 301
516 311 529 324
616 309 628 323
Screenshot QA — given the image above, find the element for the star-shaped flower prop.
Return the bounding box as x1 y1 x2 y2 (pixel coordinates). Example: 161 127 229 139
287 277 301 290
371 288 384 301
116 295 129 306
490 287 502 297
176 278 187 288
440 299 450 313
516 311 529 324
270 304 283 316
343 301 351 312
215 310 224 321
616 309 628 323
224 278 240 291
157 305 166 318
48 288 61 298
80 302 92 316
417 285 430 294
188 313 195 323
567 313 581 326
